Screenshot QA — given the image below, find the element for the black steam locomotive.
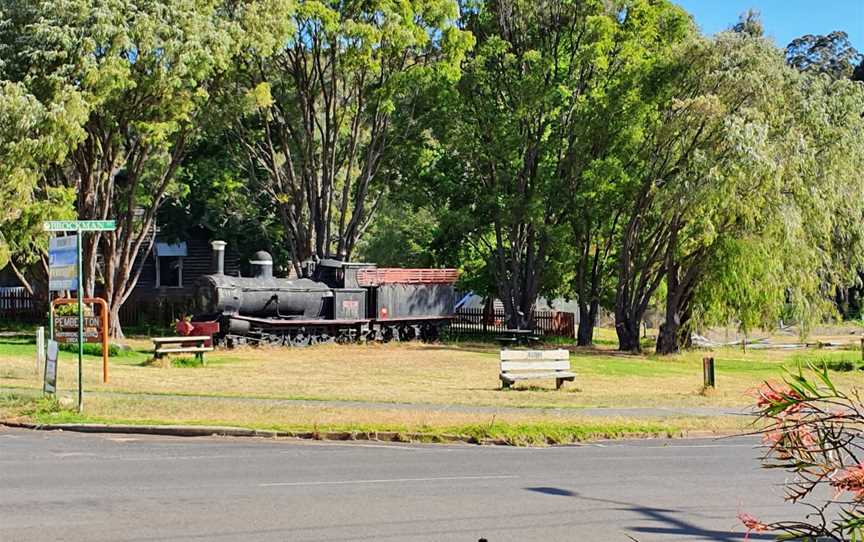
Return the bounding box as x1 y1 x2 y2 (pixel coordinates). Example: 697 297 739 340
182 241 458 347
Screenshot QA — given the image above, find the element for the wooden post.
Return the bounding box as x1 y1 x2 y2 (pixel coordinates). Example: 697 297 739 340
35 327 45 375
703 357 715 389
860 337 863 362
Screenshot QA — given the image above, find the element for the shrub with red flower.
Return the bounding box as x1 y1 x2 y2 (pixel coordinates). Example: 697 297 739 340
741 364 864 540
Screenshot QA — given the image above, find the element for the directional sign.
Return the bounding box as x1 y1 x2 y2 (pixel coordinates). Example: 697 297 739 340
44 220 116 232
48 235 79 291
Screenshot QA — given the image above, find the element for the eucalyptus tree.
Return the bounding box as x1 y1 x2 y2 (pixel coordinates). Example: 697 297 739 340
427 0 689 330
562 0 690 345
226 0 471 272
4 0 239 335
786 31 862 79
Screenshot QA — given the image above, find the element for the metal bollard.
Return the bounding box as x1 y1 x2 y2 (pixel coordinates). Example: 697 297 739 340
703 356 715 389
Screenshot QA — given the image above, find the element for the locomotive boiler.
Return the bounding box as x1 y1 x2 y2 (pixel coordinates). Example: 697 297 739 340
183 241 459 347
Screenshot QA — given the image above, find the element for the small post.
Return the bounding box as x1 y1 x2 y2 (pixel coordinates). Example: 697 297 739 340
703 356 715 389
860 337 863 362
35 327 45 375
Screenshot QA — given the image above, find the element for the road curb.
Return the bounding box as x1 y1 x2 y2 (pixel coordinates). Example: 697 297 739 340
0 421 480 444
0 420 738 446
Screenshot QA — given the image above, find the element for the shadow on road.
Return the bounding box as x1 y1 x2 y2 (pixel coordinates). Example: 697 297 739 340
524 487 773 541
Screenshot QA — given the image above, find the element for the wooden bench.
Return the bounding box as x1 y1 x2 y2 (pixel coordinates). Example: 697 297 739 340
500 349 575 389
152 336 213 365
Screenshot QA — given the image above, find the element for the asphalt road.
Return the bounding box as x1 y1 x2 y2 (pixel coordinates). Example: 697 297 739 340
1 428 790 541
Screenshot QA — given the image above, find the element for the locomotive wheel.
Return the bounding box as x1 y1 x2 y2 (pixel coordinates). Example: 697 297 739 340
313 333 335 345
290 333 310 347
336 329 357 344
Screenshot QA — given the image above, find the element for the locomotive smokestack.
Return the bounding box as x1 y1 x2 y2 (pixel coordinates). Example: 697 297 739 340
250 251 273 279
211 240 227 275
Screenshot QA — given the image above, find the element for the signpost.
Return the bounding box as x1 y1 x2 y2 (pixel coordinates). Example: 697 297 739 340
44 220 115 412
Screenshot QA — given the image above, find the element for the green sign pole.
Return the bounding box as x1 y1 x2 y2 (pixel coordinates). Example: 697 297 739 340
76 232 84 413
45 219 115 414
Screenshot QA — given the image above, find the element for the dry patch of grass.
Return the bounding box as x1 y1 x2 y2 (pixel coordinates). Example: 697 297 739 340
1 338 863 410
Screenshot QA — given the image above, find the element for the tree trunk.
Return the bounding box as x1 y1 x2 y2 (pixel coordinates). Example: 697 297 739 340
656 264 699 355
108 303 124 340
576 299 598 346
615 309 642 352
656 265 682 355
656 320 680 355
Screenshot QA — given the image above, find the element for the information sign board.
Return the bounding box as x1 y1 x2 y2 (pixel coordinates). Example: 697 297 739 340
48 236 79 291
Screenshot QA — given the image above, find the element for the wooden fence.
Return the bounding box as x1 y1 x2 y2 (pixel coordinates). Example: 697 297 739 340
450 308 576 338
0 287 45 322
119 296 194 330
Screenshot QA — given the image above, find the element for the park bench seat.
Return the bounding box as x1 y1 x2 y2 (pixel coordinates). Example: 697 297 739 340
499 349 574 389
152 336 213 364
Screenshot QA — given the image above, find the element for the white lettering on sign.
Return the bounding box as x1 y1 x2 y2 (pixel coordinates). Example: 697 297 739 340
55 316 100 328
44 220 116 232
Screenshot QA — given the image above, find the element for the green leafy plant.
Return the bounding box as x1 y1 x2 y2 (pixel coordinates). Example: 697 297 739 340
741 364 864 540
56 342 122 357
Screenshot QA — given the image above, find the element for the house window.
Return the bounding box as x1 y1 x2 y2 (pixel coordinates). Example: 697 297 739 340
155 242 187 288
157 257 183 288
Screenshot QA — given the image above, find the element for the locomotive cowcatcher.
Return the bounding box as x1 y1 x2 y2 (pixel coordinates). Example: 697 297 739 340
178 241 459 347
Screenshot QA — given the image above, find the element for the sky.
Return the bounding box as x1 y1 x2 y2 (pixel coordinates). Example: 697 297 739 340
674 0 863 51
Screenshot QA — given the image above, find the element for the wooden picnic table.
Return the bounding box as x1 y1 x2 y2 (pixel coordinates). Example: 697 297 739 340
495 329 541 347
151 336 213 364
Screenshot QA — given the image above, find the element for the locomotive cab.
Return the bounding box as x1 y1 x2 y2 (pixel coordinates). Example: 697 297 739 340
306 259 376 320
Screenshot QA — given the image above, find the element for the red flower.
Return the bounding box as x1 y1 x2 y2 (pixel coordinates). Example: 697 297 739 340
761 430 793 459
762 431 782 446
755 383 803 414
796 427 817 449
738 511 770 540
831 464 864 501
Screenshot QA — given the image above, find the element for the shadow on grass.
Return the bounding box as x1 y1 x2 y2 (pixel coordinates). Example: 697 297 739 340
496 385 581 393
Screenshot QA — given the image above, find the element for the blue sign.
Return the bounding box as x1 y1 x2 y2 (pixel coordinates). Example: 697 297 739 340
48 235 78 291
